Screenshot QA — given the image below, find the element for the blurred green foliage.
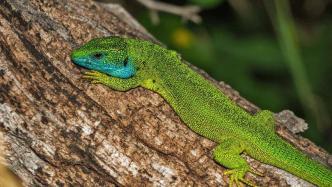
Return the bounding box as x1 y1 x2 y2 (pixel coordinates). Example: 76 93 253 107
127 0 332 152
188 0 224 8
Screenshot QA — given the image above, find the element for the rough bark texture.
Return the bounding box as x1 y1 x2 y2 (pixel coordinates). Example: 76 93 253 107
0 0 331 186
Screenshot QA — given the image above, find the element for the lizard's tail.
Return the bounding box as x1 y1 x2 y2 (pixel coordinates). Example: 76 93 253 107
265 136 332 187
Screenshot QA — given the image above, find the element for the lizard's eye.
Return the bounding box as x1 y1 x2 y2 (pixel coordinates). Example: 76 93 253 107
92 53 103 59
123 57 128 67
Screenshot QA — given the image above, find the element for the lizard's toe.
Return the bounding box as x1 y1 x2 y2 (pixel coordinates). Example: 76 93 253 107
83 70 100 76
224 167 258 187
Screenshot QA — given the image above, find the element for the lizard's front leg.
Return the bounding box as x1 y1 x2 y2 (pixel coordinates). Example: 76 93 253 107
83 70 139 91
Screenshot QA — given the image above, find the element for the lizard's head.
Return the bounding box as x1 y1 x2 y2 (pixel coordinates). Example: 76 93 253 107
71 36 136 78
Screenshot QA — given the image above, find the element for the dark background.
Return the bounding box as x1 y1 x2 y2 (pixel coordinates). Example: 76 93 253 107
105 0 332 152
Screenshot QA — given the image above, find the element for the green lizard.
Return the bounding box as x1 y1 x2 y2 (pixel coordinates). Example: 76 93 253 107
71 36 332 187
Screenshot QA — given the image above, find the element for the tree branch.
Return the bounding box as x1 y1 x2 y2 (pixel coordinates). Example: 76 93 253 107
135 0 202 24
0 131 23 187
0 0 330 186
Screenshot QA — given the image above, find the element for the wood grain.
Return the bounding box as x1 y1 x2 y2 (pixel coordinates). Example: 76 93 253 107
0 0 331 186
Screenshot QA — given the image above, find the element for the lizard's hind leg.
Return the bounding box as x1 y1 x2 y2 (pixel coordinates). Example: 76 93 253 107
213 138 259 187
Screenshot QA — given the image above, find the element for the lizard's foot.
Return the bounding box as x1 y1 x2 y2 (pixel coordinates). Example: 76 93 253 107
224 167 258 187
82 70 109 84
82 70 139 91
212 140 263 187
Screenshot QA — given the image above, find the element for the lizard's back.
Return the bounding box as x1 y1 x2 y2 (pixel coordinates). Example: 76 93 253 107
128 38 274 143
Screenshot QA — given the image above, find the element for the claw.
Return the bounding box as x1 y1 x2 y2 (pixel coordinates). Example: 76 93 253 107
235 179 241 187
83 70 101 76
82 75 98 81
82 75 93 79
241 178 257 187
91 80 101 84
249 168 263 177
82 71 105 83
224 169 233 176
224 168 260 187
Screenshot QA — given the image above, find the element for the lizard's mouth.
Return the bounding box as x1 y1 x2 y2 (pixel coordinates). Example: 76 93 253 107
72 57 90 67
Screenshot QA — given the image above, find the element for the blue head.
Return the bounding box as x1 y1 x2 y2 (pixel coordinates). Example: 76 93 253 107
71 37 136 78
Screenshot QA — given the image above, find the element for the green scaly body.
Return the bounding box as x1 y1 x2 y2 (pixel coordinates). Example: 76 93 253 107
71 37 332 186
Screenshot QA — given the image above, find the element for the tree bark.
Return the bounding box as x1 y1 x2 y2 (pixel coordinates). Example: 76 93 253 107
0 0 331 186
